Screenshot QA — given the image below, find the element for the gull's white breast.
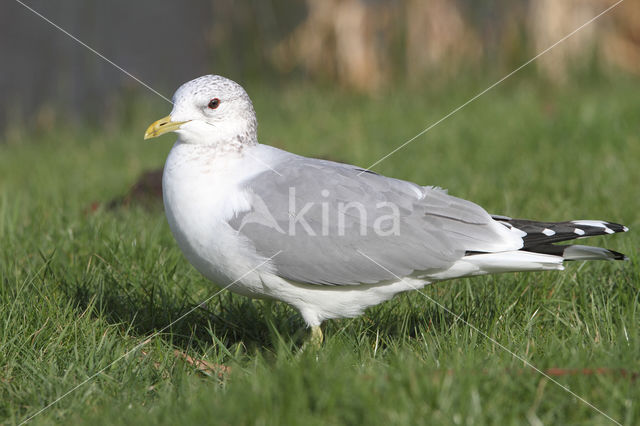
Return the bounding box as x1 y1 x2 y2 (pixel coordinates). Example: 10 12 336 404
162 141 274 296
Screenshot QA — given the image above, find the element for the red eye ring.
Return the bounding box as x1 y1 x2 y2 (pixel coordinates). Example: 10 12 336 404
208 98 220 109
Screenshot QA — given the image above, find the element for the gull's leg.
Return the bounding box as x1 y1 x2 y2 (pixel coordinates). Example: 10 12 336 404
310 325 323 347
297 325 323 355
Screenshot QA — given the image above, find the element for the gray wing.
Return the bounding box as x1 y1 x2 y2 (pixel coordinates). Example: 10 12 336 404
229 153 522 285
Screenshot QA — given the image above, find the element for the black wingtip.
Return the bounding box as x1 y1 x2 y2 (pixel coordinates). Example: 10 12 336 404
602 222 629 234
609 249 629 261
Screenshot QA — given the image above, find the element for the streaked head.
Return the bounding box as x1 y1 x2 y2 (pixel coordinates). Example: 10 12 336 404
144 75 258 147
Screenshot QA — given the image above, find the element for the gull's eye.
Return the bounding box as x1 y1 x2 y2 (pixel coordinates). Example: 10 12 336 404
208 98 220 109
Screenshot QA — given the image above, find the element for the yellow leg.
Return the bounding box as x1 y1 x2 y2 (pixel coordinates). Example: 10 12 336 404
310 325 323 347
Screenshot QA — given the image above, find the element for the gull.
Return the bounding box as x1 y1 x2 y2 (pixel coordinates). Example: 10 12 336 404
145 75 628 345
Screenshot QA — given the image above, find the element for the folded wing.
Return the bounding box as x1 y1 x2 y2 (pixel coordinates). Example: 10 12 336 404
228 152 523 285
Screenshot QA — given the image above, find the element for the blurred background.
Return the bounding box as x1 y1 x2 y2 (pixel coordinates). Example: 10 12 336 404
2 0 639 132
2 3 640 422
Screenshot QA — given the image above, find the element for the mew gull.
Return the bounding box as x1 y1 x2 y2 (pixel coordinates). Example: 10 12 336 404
145 75 628 344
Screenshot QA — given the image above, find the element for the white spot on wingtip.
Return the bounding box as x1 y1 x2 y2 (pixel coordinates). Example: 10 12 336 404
542 228 555 236
574 228 586 236
623 226 629 232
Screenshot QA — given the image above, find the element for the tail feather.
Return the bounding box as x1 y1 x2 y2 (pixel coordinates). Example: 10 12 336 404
527 244 627 261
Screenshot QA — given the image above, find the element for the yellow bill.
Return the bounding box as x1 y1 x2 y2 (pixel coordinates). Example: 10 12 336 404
144 115 188 140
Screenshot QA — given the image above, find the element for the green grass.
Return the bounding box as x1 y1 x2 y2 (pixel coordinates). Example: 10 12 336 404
1 74 639 425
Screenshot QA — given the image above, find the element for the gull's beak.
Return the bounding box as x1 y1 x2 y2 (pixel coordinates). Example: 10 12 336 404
144 115 188 140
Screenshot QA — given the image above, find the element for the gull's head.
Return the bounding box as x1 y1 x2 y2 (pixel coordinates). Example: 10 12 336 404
144 75 258 147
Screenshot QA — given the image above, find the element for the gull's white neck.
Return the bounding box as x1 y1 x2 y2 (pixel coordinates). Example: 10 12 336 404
162 141 253 222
